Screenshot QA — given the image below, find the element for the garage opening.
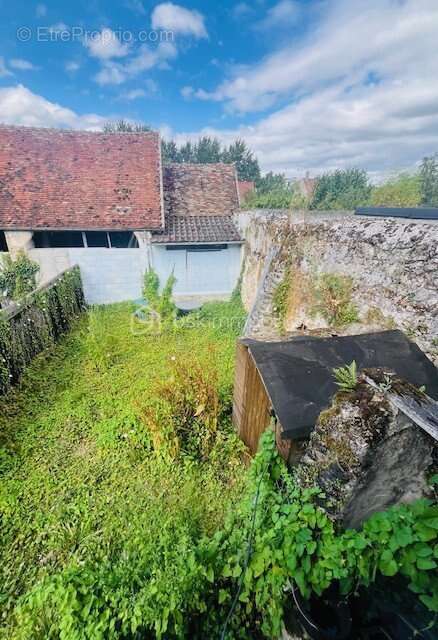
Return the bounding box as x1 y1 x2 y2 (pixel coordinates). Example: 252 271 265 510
33 231 139 248
0 231 8 252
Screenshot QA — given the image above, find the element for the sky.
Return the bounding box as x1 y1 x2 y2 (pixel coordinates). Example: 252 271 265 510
0 0 438 177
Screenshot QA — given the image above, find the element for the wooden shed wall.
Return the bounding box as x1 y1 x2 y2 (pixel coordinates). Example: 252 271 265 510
232 341 271 454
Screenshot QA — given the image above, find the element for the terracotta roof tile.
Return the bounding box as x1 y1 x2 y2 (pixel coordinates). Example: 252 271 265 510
163 163 239 217
0 126 163 230
151 214 242 244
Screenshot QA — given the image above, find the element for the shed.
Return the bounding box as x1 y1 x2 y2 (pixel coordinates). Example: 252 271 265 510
232 330 438 459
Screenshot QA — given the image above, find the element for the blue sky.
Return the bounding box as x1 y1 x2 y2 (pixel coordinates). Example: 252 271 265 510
1 1 438 177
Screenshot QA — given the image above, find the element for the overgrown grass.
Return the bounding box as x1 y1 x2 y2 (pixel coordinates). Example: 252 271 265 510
0 300 247 638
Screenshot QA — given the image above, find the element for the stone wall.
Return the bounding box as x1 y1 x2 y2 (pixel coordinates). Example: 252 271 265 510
238 210 438 363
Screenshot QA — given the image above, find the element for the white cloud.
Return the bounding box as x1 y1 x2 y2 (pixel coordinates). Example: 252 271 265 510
125 0 146 14
151 3 207 38
48 22 69 35
0 85 107 130
231 2 253 19
85 28 130 60
65 61 80 72
94 42 177 85
166 0 438 176
181 85 194 99
9 59 39 71
196 0 438 113
35 3 47 18
254 0 300 31
0 57 12 78
118 88 147 101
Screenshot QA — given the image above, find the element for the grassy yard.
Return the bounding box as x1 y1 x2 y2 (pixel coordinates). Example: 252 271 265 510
0 300 247 638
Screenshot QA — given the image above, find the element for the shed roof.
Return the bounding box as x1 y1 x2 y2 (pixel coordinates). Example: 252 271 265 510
246 330 438 440
356 207 438 220
151 213 242 244
0 126 163 231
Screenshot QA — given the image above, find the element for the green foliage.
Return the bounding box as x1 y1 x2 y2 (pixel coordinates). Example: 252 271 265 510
0 251 40 302
103 119 151 133
371 173 422 207
0 301 246 639
333 360 358 391
161 136 261 182
244 186 294 209
272 267 291 332
313 273 359 327
310 168 371 210
199 431 438 637
255 171 288 194
420 153 438 206
142 268 177 323
0 266 85 394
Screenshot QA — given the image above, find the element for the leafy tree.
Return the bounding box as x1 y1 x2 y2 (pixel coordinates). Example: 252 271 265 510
371 173 421 207
310 168 371 210
244 185 294 209
0 251 40 303
178 141 197 163
194 136 222 163
255 171 288 194
419 153 438 206
221 138 261 182
103 119 151 133
161 139 180 163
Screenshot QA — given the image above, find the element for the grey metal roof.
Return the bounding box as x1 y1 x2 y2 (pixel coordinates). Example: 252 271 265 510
356 207 438 220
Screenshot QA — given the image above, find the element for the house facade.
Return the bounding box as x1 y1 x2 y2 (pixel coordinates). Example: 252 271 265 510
0 126 243 304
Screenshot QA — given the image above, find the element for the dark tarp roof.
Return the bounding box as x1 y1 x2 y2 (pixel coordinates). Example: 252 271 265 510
356 207 438 220
247 330 438 440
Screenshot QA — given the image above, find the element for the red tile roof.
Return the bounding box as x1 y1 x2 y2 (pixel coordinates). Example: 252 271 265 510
0 126 163 230
163 163 239 217
151 214 242 244
238 180 255 203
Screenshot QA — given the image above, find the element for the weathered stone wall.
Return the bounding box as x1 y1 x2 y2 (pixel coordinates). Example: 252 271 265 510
237 210 438 363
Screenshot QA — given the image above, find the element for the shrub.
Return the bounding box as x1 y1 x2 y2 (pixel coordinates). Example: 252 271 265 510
143 268 177 324
312 273 359 327
371 173 421 207
310 168 371 210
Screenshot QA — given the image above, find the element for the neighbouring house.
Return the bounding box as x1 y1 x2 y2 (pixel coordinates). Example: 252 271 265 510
237 180 255 203
0 126 243 304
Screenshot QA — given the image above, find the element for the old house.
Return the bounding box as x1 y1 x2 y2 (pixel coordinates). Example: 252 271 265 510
0 126 243 304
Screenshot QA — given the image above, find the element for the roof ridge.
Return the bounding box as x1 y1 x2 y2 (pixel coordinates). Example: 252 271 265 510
0 124 158 137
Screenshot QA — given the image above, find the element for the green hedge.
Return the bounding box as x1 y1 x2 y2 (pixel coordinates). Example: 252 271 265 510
0 266 85 394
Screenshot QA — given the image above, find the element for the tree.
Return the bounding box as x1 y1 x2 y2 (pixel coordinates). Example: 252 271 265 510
371 173 421 207
419 154 438 206
310 168 371 210
255 172 288 194
222 138 261 182
194 136 221 163
103 119 151 133
161 140 180 163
